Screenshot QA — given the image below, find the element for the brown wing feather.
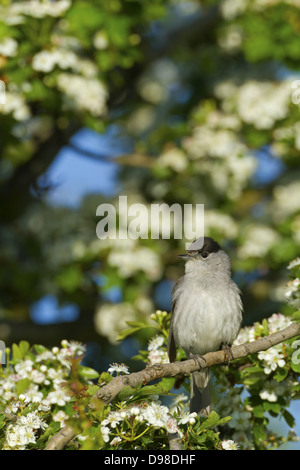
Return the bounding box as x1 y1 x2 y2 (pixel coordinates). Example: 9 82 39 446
167 276 184 363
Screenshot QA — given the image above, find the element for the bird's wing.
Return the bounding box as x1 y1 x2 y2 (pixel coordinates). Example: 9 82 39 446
167 276 183 363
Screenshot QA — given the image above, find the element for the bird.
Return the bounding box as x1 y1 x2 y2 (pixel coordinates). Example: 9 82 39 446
167 236 243 417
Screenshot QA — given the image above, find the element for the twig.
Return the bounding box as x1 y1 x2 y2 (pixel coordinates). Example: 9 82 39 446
45 322 300 450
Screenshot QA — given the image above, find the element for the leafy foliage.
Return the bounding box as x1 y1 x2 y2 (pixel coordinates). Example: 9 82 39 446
0 300 299 449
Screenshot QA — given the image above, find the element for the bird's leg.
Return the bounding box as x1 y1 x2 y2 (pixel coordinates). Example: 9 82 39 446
221 343 234 365
190 354 207 370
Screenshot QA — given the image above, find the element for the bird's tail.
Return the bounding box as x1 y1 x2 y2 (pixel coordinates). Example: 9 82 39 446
190 368 210 416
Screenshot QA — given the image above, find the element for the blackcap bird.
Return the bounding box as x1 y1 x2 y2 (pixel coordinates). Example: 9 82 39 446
168 237 243 416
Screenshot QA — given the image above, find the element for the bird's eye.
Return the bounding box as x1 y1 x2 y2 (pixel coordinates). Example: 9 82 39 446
201 251 209 259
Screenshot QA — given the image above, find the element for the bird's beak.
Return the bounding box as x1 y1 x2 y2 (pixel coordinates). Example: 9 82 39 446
178 250 197 260
178 253 189 260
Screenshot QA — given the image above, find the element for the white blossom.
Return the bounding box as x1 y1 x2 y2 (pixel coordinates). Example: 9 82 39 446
5 424 36 448
108 246 161 280
156 148 188 172
57 73 107 117
273 181 300 220
107 363 130 375
53 410 69 428
178 412 197 425
259 379 286 402
233 325 256 345
0 0 71 23
94 302 136 344
165 416 180 434
148 335 164 351
221 0 248 19
287 258 300 270
15 359 34 378
267 313 293 333
285 278 300 304
221 439 239 450
47 389 71 406
19 411 48 430
0 37 18 56
142 402 170 428
24 385 44 403
93 31 109 50
0 92 31 121
148 349 169 365
258 347 286 374
32 50 58 72
238 225 280 259
110 436 122 446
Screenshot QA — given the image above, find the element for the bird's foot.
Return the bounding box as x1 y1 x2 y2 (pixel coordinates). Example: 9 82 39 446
221 343 234 365
190 354 206 370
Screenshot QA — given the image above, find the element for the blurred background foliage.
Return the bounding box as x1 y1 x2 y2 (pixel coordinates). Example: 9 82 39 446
0 0 300 373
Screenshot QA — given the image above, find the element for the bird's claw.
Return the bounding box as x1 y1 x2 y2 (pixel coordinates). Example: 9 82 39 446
221 344 234 365
190 354 206 369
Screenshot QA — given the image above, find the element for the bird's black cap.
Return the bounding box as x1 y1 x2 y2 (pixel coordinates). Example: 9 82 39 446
178 237 221 259
187 236 221 254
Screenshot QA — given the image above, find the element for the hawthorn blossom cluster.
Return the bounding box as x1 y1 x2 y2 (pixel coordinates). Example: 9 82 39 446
214 79 293 131
234 313 293 346
94 296 154 344
221 0 300 20
100 401 183 445
99 398 237 450
233 313 297 406
0 0 108 123
234 313 293 395
4 409 48 450
285 265 300 309
0 340 85 449
147 333 169 365
0 0 71 23
215 387 254 450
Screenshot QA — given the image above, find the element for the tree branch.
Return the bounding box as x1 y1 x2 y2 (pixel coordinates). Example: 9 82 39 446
67 141 154 168
45 322 300 450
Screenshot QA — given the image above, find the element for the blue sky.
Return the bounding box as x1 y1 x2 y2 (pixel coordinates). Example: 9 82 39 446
45 127 121 208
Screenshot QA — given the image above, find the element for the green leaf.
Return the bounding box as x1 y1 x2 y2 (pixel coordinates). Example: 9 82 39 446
214 415 232 426
273 367 288 382
253 422 267 445
12 343 22 361
198 411 222 431
98 372 113 384
242 368 265 386
19 340 30 357
117 385 136 401
263 401 281 414
261 318 270 336
125 320 149 328
292 311 300 322
136 379 174 398
40 422 61 444
33 344 48 354
291 340 300 373
55 266 82 293
78 365 99 380
87 384 100 397
283 409 295 428
291 361 300 373
116 323 156 341
0 413 5 430
252 404 264 418
15 378 31 396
